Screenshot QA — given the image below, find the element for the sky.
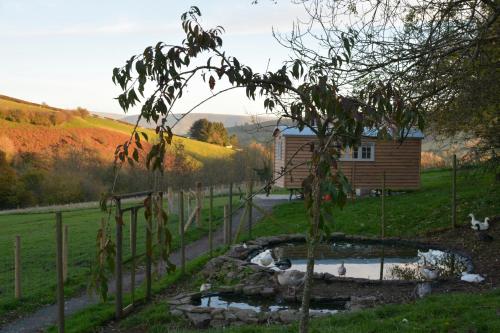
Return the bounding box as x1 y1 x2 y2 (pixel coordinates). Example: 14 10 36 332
0 0 307 116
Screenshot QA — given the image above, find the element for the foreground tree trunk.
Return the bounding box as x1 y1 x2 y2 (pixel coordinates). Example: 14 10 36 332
299 163 323 333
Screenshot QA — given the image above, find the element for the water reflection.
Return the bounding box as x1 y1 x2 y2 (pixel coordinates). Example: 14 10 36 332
289 258 416 280
415 282 432 298
272 242 419 280
195 294 342 314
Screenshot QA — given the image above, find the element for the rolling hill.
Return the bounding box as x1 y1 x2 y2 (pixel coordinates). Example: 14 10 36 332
121 112 276 135
0 95 234 164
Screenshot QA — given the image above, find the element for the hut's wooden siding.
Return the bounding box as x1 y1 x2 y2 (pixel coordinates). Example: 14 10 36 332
278 136 421 190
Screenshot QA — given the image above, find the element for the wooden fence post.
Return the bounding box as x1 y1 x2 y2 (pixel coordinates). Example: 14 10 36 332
130 208 137 304
167 188 174 215
55 212 65 333
63 225 68 282
158 192 164 273
196 182 202 226
209 186 213 257
179 191 185 274
115 199 123 319
228 183 233 243
146 194 152 301
224 204 230 245
381 171 386 239
452 154 457 228
14 235 21 299
247 180 254 239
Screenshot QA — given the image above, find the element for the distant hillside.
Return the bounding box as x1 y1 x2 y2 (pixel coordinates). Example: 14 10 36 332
121 113 276 135
227 119 294 147
0 95 234 163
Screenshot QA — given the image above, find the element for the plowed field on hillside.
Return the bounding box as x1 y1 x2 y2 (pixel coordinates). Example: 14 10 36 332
0 124 147 162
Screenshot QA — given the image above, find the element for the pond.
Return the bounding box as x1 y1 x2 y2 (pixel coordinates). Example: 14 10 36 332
193 293 344 314
251 241 468 280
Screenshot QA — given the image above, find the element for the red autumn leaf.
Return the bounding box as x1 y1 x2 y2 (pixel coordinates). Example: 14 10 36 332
209 75 216 90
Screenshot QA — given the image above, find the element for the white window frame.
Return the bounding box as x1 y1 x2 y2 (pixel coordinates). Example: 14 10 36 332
340 142 375 161
275 136 282 160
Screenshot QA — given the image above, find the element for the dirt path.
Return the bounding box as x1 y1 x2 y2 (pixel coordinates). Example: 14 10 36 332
0 196 288 333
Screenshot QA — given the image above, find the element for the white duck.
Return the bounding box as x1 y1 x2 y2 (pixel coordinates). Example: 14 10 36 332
469 214 489 231
199 283 211 292
461 272 485 283
276 270 305 296
338 261 346 277
250 249 274 267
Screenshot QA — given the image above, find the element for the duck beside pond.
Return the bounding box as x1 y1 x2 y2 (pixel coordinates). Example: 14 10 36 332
469 214 489 231
276 270 305 296
250 249 274 267
338 261 346 277
461 272 485 283
275 258 292 270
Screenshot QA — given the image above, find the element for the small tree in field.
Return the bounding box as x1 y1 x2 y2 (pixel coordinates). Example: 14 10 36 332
111 7 423 332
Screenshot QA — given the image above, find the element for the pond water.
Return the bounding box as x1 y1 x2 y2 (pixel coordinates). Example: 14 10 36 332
253 241 467 280
193 294 344 314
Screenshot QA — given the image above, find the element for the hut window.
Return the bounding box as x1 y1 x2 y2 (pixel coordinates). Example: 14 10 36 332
361 145 372 159
340 143 375 161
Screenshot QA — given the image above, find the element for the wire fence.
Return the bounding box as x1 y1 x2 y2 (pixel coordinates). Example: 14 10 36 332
0 182 261 320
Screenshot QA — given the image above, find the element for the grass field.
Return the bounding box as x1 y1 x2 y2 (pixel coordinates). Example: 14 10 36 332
0 194 240 322
246 168 498 239
52 168 499 333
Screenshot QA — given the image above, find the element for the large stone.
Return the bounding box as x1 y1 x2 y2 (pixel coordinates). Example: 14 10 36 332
186 312 212 329
243 285 262 295
218 286 235 294
191 306 213 314
211 308 225 316
348 296 378 311
174 304 196 312
168 297 191 306
279 310 299 324
330 232 346 239
235 309 259 324
224 311 238 321
233 284 244 293
210 319 227 328
170 292 200 301
260 287 276 297
169 309 184 317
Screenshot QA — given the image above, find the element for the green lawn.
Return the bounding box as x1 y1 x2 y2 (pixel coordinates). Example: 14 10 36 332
247 168 498 239
0 195 239 321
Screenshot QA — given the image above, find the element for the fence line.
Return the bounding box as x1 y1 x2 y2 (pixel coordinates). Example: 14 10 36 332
2 180 264 327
